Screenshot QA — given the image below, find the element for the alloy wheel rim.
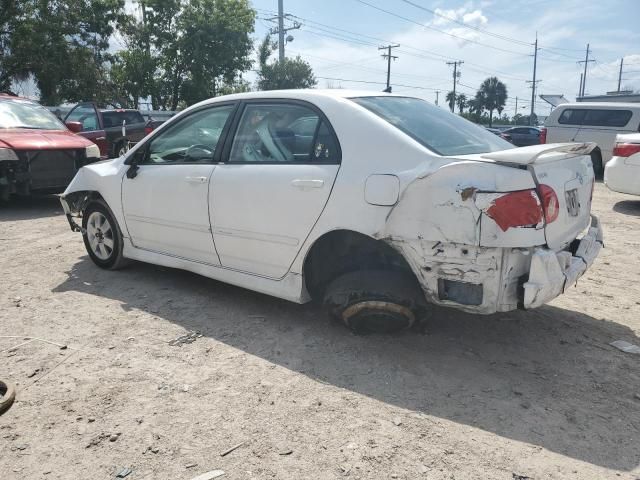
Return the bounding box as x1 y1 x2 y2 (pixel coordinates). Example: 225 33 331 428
86 211 114 260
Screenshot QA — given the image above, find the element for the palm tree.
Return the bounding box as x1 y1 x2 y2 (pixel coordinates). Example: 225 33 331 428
456 93 467 114
446 90 456 113
478 77 507 127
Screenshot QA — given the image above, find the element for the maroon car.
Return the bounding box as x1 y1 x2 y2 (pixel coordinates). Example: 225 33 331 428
0 94 101 201
64 102 149 159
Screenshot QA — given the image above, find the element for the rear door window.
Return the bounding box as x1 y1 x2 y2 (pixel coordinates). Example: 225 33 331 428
228 103 340 164
102 111 146 127
558 108 632 127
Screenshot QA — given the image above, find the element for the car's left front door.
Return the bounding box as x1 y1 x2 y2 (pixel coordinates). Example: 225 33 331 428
121 103 236 264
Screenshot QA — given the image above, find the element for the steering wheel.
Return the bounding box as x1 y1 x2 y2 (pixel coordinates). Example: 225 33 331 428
185 144 214 161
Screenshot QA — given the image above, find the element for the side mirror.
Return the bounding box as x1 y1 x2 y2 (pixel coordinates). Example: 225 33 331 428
66 121 83 133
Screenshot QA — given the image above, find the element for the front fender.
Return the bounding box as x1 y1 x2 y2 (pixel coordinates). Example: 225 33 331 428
61 158 127 232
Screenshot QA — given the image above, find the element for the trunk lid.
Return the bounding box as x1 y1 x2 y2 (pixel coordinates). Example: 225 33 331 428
480 142 596 250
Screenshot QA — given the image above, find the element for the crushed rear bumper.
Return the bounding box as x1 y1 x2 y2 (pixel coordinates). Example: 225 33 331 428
523 215 603 309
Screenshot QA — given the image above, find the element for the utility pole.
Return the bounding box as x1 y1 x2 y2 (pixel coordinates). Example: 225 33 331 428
435 90 440 106
267 1 301 62
577 43 595 97
278 0 285 62
514 96 518 116
446 60 463 112
617 57 624 92
526 34 540 126
578 73 583 98
379 44 399 92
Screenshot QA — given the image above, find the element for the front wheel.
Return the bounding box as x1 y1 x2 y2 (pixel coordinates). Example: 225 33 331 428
323 270 425 334
82 201 128 270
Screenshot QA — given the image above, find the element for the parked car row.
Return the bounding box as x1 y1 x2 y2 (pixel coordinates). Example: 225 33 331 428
0 94 165 200
486 102 640 196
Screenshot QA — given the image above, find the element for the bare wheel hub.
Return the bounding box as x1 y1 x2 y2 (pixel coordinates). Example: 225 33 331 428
341 301 415 334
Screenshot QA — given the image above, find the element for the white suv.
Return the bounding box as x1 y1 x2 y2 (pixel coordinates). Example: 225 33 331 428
61 90 603 333
543 102 640 174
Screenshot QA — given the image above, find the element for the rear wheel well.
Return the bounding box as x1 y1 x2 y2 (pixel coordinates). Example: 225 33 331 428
302 230 417 301
590 148 603 176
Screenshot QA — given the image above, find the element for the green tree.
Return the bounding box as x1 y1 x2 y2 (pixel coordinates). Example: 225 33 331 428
446 90 456 112
1 0 126 104
257 35 317 91
456 93 467 114
118 0 255 110
477 77 508 127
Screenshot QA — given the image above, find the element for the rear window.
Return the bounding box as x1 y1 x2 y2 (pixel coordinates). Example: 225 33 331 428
102 110 145 127
351 96 512 156
558 108 632 128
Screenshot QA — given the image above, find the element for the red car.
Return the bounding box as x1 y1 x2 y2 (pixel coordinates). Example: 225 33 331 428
0 94 100 201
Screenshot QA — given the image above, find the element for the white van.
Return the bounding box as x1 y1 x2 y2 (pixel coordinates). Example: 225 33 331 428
543 102 640 174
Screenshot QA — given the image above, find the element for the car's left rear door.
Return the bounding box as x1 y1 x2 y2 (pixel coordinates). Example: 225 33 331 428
121 103 237 264
209 101 341 278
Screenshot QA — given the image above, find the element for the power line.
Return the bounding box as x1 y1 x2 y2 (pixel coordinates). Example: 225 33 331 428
352 0 530 57
397 0 531 47
315 75 443 91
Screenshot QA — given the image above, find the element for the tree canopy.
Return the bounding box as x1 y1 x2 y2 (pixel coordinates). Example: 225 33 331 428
1 0 258 108
256 35 317 91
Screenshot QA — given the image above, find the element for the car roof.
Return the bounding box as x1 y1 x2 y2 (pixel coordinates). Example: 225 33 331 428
556 102 640 109
198 89 417 104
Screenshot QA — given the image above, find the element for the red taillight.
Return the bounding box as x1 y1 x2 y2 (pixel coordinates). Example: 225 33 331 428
485 189 544 232
539 127 547 144
144 126 153 135
613 142 640 157
538 184 559 224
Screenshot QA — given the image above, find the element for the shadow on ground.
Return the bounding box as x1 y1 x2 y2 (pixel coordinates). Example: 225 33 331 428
613 200 640 217
53 258 640 471
0 195 64 221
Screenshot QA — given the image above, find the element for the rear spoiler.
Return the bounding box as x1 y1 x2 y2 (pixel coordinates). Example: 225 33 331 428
480 142 596 165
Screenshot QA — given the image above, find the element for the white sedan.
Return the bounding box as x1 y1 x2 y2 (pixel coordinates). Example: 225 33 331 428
604 133 640 196
61 90 603 333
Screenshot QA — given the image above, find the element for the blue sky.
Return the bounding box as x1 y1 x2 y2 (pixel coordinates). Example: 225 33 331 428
251 0 640 114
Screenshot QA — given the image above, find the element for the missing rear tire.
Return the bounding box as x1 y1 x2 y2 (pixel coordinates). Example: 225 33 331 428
323 270 425 334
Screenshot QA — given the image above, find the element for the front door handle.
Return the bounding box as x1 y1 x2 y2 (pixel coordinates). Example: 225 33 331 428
291 179 324 189
185 176 208 184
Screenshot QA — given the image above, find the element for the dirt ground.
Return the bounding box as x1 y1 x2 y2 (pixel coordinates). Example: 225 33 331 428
1 183 639 480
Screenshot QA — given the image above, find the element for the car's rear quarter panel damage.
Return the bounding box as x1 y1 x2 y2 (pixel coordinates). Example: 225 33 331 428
378 161 543 313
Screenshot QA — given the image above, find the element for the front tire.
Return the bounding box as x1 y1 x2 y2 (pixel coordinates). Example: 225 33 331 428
323 270 425 334
82 201 128 270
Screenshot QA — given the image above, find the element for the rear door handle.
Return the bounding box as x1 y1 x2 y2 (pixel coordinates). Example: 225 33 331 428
291 179 324 189
185 176 208 184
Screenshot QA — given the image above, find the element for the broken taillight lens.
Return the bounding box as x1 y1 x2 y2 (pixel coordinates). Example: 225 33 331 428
483 189 544 232
537 184 559 224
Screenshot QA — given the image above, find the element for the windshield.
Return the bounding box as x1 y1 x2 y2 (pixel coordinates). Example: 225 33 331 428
0 99 66 130
352 96 513 156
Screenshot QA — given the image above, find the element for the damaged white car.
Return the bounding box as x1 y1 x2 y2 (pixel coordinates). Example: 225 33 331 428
61 90 603 333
